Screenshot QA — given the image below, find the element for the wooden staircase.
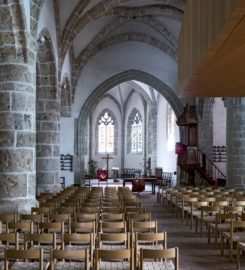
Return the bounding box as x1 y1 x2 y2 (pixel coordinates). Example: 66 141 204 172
176 105 226 186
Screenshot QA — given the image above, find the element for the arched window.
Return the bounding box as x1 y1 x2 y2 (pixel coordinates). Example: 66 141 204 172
166 104 176 152
98 111 115 153
128 109 143 154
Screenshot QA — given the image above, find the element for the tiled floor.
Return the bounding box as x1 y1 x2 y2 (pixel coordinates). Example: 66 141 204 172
137 192 245 270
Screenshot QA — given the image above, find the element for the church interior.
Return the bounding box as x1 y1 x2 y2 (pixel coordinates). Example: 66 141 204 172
0 0 245 269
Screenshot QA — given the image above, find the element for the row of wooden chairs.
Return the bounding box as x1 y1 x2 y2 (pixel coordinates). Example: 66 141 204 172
0 186 179 269
158 185 245 269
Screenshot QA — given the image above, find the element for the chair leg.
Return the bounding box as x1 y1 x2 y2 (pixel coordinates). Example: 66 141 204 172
237 245 240 270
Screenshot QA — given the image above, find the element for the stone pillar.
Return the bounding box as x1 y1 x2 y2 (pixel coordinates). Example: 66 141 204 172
36 36 60 194
226 98 245 189
0 3 37 212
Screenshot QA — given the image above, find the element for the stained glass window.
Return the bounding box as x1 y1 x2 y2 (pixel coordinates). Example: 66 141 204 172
98 111 114 153
166 104 176 152
130 111 143 153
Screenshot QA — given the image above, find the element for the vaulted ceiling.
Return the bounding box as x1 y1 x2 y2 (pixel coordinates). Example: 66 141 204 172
55 0 186 115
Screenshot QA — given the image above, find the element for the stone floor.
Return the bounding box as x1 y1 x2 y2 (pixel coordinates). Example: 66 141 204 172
137 192 245 270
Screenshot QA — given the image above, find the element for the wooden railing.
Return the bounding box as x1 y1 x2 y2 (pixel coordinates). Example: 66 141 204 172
197 148 226 182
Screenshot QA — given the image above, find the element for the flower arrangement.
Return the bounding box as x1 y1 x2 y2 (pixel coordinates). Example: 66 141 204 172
88 159 97 178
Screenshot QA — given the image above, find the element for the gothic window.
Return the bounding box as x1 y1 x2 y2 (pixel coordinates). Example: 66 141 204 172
166 104 176 152
128 109 143 154
98 111 115 153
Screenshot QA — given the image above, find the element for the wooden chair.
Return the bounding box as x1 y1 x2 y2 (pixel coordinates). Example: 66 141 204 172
75 213 98 233
101 213 124 222
0 213 16 233
49 213 71 233
208 212 236 247
39 222 64 245
31 207 50 222
71 222 96 245
237 242 245 270
100 221 126 233
62 233 94 266
20 214 42 233
98 232 130 250
4 249 47 270
0 233 18 259
221 220 245 259
24 233 56 261
135 232 167 269
95 248 134 270
50 249 89 270
139 247 179 270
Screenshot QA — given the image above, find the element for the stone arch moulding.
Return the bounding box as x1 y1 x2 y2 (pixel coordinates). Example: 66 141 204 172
75 70 184 184
36 27 60 194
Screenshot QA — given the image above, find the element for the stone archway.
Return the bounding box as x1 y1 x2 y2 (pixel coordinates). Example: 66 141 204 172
36 29 60 194
75 70 184 183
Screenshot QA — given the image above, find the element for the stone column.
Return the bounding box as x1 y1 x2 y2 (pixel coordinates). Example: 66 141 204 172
36 89 60 194
0 3 37 212
226 98 245 189
36 36 60 194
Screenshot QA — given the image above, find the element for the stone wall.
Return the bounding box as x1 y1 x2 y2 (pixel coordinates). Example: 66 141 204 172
226 98 245 189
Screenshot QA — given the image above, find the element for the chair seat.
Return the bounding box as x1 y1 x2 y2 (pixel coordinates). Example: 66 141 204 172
223 231 245 242
143 261 175 270
53 261 85 270
99 261 130 270
65 244 90 250
209 223 230 232
203 216 216 223
9 262 49 270
101 244 127 250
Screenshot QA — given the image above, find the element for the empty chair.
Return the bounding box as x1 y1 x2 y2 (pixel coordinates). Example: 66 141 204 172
135 232 167 258
62 233 94 264
50 249 89 270
101 213 124 222
100 221 126 233
25 233 56 261
139 247 179 270
49 213 71 233
0 233 18 259
99 232 130 250
4 249 48 270
95 248 134 270
0 213 16 233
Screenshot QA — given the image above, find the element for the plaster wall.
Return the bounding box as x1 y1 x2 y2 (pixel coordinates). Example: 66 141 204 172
38 0 59 66
60 117 75 186
156 95 178 173
213 98 226 175
73 42 178 116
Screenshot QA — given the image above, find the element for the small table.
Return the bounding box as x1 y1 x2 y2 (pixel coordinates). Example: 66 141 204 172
122 177 158 195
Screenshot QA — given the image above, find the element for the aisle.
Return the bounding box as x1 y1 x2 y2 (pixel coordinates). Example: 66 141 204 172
137 193 244 270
